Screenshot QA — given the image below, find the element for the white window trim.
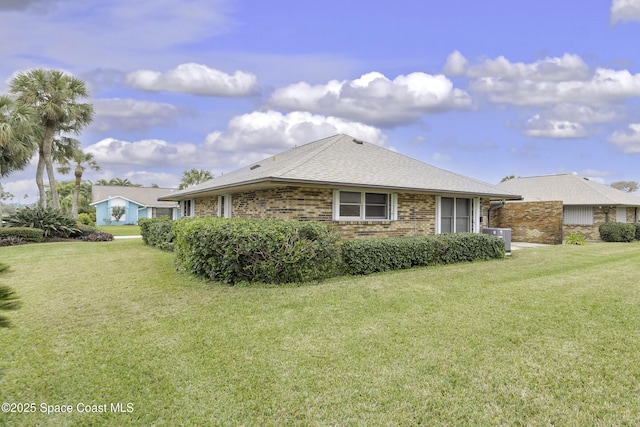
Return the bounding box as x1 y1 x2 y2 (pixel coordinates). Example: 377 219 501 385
181 199 194 217
217 194 232 218
436 196 481 234
332 189 397 221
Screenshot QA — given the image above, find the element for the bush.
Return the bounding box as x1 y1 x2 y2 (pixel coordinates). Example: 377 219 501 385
0 263 20 328
634 223 640 241
565 233 587 245
0 226 44 242
173 218 341 284
340 233 506 275
82 231 114 242
72 223 99 238
5 207 80 238
599 222 636 242
77 212 95 226
139 217 174 251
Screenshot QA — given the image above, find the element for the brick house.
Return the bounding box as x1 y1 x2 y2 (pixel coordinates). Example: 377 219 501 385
493 174 640 243
158 134 521 239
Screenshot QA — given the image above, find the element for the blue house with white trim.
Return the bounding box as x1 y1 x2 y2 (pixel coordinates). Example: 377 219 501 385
91 185 180 226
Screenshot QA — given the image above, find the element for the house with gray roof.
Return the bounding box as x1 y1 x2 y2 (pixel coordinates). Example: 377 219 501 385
495 174 640 242
91 185 180 226
159 134 520 239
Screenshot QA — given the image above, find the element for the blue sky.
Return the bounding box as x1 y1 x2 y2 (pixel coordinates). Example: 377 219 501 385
2 0 640 203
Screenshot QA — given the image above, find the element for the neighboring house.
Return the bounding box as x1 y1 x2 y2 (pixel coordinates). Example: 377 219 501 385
494 174 640 243
91 185 180 226
159 134 521 239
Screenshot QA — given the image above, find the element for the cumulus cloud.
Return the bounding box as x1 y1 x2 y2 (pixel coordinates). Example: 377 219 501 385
126 63 259 97
268 71 470 127
611 0 640 23
608 123 640 153
85 138 198 167
524 114 587 138
205 110 387 162
446 51 590 81
91 98 185 132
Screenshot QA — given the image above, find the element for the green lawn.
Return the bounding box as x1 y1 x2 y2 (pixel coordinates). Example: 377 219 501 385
1 240 640 425
97 225 141 236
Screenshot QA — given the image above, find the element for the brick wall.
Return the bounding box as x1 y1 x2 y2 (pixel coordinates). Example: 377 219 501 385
489 201 564 244
191 186 439 239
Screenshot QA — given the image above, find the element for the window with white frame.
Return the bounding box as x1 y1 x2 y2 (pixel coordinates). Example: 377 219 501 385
437 196 479 233
333 190 397 221
563 206 593 225
181 199 194 217
217 194 232 218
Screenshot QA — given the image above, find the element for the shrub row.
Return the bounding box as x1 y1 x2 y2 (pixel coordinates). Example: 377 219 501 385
173 217 341 284
168 218 506 284
599 222 637 242
0 226 45 243
139 218 175 251
340 233 506 275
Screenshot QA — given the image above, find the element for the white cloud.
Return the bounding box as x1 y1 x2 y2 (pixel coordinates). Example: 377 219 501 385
446 51 590 81
205 110 387 162
525 114 587 138
85 138 198 167
611 0 640 23
91 98 185 132
126 63 259 97
608 123 640 153
269 71 471 127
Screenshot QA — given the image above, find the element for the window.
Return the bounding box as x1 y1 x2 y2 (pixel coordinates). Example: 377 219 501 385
333 190 397 221
437 197 478 233
563 206 592 225
181 199 193 217
218 194 232 218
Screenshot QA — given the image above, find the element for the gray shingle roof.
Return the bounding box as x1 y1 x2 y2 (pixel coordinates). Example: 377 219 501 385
497 174 640 206
160 134 520 201
92 185 179 208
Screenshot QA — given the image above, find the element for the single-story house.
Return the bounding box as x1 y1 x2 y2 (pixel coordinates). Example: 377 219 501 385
91 185 180 226
494 174 640 243
159 134 521 239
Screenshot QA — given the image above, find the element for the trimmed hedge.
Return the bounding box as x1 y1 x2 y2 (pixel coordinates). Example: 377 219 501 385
0 227 44 242
139 217 174 251
635 223 640 241
599 222 636 242
340 233 506 275
173 217 341 284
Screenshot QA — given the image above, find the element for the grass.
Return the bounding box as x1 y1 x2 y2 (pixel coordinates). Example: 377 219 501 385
97 225 140 236
1 240 640 425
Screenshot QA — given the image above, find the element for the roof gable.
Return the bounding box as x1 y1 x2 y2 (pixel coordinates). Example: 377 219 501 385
160 134 520 200
498 174 640 206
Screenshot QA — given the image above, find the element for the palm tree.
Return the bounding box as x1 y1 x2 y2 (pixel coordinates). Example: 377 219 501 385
57 147 100 218
179 168 213 190
10 69 93 209
0 96 38 193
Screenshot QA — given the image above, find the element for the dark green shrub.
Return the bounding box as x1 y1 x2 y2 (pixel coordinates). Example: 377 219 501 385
341 233 505 275
599 222 635 242
0 236 26 246
72 223 99 238
5 207 80 238
634 223 640 241
0 263 20 327
173 218 341 284
139 217 175 251
0 226 44 242
82 231 114 242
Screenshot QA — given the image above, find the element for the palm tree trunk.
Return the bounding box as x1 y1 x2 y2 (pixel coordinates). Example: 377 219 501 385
42 124 60 210
72 165 82 219
36 147 46 208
